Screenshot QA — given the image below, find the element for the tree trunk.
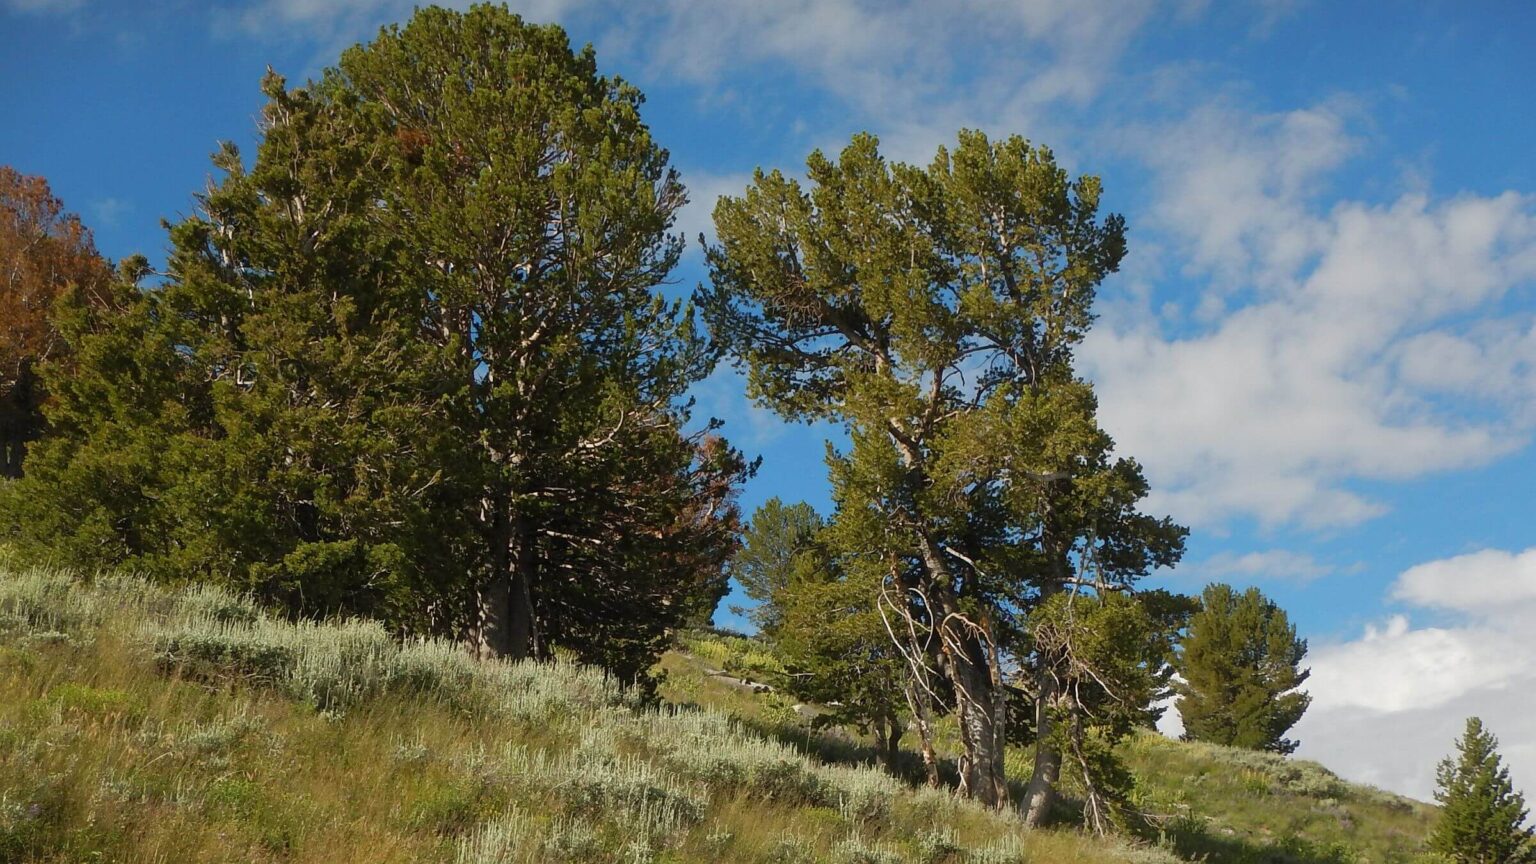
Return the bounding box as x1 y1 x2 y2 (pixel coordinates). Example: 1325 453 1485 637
887 429 1009 807
875 713 903 771
905 680 943 788
912 531 1008 808
947 645 1007 807
475 503 538 661
505 514 538 659
475 571 512 660
1022 669 1062 827
1023 575 1066 828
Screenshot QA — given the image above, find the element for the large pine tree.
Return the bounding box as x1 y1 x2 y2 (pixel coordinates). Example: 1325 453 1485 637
4 5 747 685
702 131 1185 812
1431 717 1535 864
1174 583 1311 754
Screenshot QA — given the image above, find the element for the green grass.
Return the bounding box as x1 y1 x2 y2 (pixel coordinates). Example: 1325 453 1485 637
0 566 1172 863
1120 733 1437 863
666 629 1441 864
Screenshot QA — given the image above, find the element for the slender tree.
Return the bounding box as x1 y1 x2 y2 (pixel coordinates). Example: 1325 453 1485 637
0 167 112 478
775 558 912 771
728 497 827 635
1431 717 1535 864
702 131 1184 810
1174 583 1311 754
1029 590 1166 834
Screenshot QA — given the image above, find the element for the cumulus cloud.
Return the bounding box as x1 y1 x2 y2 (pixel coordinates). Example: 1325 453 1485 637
1293 546 1536 800
616 0 1156 120
1393 547 1536 613
1084 101 1536 530
224 0 1193 165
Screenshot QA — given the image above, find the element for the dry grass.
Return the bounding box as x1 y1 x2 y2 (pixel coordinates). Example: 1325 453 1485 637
0 565 1163 863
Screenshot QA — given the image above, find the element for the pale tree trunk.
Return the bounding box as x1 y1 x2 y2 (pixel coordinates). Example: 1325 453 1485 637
475 573 511 660
904 679 943 788
1022 668 1062 827
874 714 904 771
903 491 1009 807
885 415 1009 807
1023 569 1067 827
946 644 1007 807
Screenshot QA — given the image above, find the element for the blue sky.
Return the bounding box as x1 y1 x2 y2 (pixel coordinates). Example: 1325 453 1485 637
4 0 1535 799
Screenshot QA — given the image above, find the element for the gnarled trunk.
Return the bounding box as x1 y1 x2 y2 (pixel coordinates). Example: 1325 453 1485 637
904 679 942 788
946 639 1008 807
909 524 1009 807
1022 665 1062 827
1023 571 1067 827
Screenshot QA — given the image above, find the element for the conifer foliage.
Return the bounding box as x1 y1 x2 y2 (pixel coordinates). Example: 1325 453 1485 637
702 131 1186 816
1431 717 1535 864
1173 583 1311 754
0 5 747 687
728 497 826 636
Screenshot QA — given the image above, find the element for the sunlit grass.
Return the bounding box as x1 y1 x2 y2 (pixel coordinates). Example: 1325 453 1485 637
0 565 1167 863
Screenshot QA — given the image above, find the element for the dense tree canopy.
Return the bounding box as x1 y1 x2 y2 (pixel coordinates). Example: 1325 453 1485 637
1 4 747 687
1174 582 1311 754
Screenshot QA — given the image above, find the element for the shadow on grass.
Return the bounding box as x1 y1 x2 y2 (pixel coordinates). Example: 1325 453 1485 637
1140 816 1369 864
668 694 1382 864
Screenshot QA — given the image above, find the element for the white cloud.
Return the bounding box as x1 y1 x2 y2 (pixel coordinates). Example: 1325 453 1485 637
619 0 1157 116
1292 547 1536 800
690 366 790 451
1181 548 1336 584
223 0 577 53
1303 615 1525 715
1132 99 1362 292
1084 102 1536 530
226 0 1187 166
1393 547 1536 614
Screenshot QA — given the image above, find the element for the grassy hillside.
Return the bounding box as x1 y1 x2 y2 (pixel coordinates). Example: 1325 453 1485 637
0 565 1167 863
0 565 1434 863
658 630 1439 864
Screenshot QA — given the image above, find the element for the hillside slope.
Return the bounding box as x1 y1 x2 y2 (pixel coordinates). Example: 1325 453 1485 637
0 566 1167 863
658 631 1438 864
0 567 1433 863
